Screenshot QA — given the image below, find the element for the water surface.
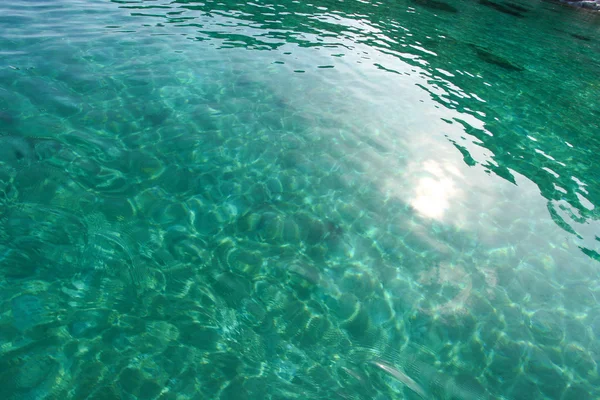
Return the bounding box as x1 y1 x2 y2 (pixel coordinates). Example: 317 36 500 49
1 0 599 399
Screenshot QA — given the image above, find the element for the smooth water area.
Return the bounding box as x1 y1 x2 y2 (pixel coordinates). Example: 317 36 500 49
1 0 600 399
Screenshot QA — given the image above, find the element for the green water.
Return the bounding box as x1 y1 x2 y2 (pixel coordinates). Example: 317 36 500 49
1 0 599 399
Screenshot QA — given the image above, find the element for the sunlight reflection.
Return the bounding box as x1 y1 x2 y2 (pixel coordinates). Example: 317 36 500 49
410 160 460 220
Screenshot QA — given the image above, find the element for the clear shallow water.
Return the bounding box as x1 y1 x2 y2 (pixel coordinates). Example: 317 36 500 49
0 0 599 399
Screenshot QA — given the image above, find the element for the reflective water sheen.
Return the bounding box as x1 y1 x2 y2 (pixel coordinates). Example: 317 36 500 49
1 0 599 399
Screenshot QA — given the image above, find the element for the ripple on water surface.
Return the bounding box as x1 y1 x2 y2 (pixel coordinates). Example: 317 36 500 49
1 0 600 399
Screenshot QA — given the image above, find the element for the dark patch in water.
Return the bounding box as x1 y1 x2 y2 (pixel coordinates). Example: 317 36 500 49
571 33 592 41
503 2 531 12
0 135 34 164
325 220 344 238
11 294 45 331
0 110 14 124
554 28 592 42
479 0 526 17
413 0 459 13
470 45 525 71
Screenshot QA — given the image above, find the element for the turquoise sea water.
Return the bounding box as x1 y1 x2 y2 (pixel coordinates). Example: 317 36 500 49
1 0 600 399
